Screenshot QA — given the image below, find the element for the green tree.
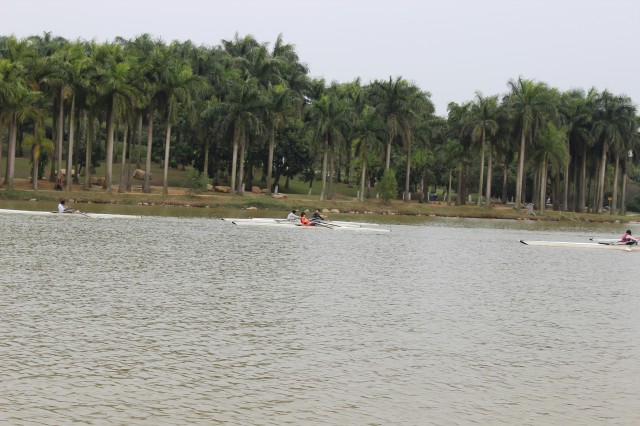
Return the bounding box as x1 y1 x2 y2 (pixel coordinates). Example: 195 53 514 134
505 77 556 211
305 92 350 200
468 92 499 207
353 106 385 201
376 168 397 204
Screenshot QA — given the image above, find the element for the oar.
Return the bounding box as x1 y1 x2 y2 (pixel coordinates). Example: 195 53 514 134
314 221 338 229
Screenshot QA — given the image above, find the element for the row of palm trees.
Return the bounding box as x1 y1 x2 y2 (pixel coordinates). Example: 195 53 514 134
1 32 639 214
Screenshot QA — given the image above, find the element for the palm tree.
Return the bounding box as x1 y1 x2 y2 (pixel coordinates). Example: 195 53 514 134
436 138 464 206
591 91 635 214
23 123 54 190
529 123 569 214
369 77 414 172
94 43 137 194
505 77 556 211
353 106 385 201
305 92 350 200
467 92 499 206
60 42 95 192
204 74 263 195
155 58 205 195
0 58 24 185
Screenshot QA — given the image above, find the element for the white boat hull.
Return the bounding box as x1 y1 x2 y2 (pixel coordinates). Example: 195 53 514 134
0 208 141 219
225 218 389 232
520 240 640 251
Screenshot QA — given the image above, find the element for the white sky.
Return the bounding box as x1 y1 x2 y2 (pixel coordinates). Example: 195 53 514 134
1 0 638 116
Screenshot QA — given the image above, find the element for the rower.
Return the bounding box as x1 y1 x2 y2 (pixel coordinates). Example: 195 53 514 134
311 208 326 223
621 229 638 245
300 211 316 226
58 199 74 214
287 209 300 221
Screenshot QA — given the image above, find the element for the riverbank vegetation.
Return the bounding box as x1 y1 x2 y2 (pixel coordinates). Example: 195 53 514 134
1 32 639 219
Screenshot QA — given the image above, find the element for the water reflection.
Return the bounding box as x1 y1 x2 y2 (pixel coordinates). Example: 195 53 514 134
1 213 639 424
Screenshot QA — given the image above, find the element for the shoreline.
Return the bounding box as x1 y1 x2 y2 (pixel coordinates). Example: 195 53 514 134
0 179 635 224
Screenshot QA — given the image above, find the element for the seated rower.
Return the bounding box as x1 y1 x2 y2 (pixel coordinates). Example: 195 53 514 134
311 208 327 223
287 209 300 221
58 199 74 214
621 229 638 245
300 211 316 226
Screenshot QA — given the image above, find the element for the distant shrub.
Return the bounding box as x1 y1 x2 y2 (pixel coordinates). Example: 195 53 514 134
185 169 209 194
375 169 397 204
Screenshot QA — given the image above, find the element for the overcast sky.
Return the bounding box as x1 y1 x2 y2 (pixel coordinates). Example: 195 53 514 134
1 0 638 116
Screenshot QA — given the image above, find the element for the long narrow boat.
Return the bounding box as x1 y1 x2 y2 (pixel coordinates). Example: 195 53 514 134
520 240 640 252
222 217 379 227
224 218 389 233
0 208 141 219
589 238 625 244
222 217 381 229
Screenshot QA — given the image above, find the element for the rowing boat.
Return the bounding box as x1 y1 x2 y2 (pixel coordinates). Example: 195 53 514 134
222 217 379 228
589 238 626 244
520 239 640 252
223 217 389 233
0 208 141 219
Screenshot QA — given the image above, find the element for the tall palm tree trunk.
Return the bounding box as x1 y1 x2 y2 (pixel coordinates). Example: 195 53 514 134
144 111 153 193
404 143 411 202
84 115 94 190
118 124 129 193
65 95 76 193
237 139 247 195
56 90 64 184
539 161 547 215
501 162 508 204
359 160 366 202
136 114 143 169
515 131 526 211
162 122 172 195
621 171 628 215
578 147 587 213
484 143 493 208
104 105 116 193
319 139 328 201
31 145 38 190
477 130 485 206
610 154 620 215
596 140 608 213
447 169 453 206
327 144 334 200
203 138 210 180
266 127 275 194
6 115 17 190
126 124 133 191
230 135 239 196
562 161 569 212
385 137 392 171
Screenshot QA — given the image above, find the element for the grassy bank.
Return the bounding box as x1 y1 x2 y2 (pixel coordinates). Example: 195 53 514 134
1 180 636 224
1 156 636 223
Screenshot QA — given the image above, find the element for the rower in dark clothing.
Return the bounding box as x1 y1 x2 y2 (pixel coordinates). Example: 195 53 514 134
311 209 326 223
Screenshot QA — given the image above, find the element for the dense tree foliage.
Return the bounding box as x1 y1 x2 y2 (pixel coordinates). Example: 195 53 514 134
1 32 639 214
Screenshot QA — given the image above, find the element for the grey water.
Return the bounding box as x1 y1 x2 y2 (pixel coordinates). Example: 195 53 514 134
1 212 639 425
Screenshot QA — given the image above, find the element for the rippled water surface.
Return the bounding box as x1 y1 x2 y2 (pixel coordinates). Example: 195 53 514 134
1 212 639 425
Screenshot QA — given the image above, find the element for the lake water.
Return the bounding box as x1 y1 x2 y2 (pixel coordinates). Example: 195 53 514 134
1 211 639 425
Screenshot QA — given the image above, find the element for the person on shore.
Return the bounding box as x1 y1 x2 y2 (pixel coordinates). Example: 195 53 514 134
311 208 326 223
621 229 638 245
287 209 300 221
57 199 74 213
300 211 316 226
